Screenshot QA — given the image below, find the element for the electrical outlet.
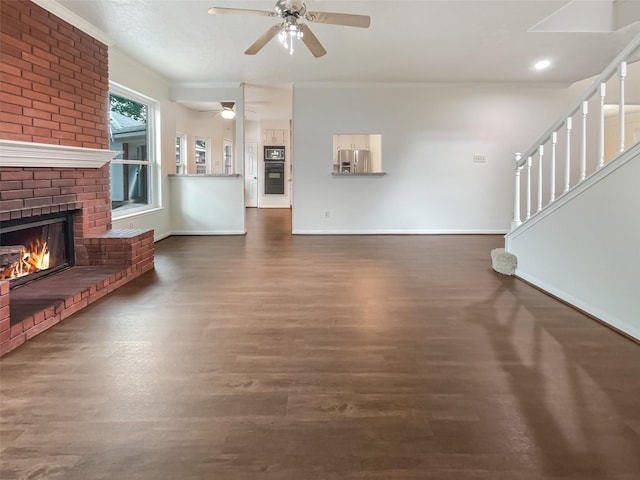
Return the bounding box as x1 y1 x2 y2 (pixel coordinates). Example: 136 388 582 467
324 210 330 218
473 154 486 163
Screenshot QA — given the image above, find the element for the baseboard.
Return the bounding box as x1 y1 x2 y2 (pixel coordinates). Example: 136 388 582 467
153 231 172 242
292 229 509 235
516 270 640 343
169 230 246 236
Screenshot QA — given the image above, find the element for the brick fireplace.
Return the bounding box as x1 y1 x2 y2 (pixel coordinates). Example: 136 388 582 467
0 1 154 356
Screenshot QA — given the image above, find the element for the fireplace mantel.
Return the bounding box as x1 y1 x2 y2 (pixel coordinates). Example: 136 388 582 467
0 140 119 168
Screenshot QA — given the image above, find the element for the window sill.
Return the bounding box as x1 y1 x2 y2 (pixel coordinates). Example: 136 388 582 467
112 205 163 221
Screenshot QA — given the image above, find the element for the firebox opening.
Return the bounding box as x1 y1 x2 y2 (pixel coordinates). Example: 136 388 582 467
0 211 76 288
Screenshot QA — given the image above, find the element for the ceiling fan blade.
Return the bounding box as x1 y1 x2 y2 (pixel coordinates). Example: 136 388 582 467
305 11 370 28
245 24 283 55
208 7 275 17
299 24 327 58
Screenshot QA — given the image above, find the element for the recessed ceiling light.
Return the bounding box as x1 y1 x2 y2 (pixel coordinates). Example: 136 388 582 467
534 59 551 71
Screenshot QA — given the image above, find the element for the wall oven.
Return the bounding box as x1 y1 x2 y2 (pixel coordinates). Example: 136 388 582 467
264 161 285 194
264 146 285 194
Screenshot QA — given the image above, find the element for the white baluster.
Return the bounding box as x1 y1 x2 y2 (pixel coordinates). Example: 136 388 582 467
598 83 606 169
580 101 588 182
512 153 523 229
537 145 544 213
526 156 532 221
564 117 572 193
550 132 557 203
619 61 626 154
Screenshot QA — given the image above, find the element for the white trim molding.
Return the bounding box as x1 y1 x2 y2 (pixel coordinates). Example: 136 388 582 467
31 0 114 46
0 139 119 168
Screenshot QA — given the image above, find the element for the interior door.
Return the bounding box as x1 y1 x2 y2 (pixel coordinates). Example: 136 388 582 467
244 141 258 207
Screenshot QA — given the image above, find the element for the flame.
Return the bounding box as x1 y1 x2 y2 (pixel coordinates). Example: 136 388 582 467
0 241 50 280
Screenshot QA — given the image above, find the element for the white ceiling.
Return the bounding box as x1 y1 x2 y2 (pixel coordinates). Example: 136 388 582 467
48 0 640 118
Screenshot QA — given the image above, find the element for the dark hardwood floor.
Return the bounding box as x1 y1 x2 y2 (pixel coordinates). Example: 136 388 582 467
1 208 639 479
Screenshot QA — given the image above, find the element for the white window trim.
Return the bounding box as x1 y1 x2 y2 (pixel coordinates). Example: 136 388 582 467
223 138 234 175
176 132 186 174
109 81 161 219
194 136 211 175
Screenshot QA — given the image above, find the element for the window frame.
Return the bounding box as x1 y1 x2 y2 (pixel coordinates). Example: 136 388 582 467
176 132 186 174
108 82 160 218
194 136 210 175
223 138 234 175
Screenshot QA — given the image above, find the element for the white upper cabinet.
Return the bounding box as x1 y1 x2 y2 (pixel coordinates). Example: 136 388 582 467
336 134 369 150
263 129 287 145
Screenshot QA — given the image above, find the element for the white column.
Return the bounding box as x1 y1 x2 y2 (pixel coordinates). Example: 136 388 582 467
580 100 588 182
537 145 544 213
598 83 606 169
512 153 523 229
550 132 557 203
619 61 627 154
564 117 572 194
526 156 532 221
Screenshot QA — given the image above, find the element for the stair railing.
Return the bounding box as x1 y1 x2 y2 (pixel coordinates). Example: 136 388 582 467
511 32 640 230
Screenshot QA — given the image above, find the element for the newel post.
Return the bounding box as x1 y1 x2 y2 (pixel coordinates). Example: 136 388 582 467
580 101 588 182
526 156 533 220
537 145 544 213
564 117 572 193
619 61 627 154
512 153 523 230
598 83 606 169
550 132 557 203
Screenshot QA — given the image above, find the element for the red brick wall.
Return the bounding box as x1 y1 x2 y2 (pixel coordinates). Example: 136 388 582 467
0 2 155 358
0 165 111 262
0 0 109 148
0 0 112 249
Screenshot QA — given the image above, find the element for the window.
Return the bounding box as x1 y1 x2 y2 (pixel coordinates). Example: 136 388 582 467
332 134 383 174
109 85 158 214
195 137 209 174
176 133 186 174
223 139 233 175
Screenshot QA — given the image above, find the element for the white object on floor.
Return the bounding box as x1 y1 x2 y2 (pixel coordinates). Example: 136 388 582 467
491 248 517 276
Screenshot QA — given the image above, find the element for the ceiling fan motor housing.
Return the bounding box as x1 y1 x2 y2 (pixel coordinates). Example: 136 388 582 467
275 0 306 18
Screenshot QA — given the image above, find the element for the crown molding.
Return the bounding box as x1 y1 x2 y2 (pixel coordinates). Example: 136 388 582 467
0 140 118 168
31 0 114 46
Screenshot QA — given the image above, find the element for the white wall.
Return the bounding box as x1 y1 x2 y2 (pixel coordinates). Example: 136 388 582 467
506 143 640 340
605 110 640 161
188 112 236 175
109 52 248 238
169 85 246 234
108 47 174 240
169 176 245 234
291 83 579 234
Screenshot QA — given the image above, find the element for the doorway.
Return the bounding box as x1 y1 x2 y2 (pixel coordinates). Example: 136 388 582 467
244 141 258 207
243 84 294 233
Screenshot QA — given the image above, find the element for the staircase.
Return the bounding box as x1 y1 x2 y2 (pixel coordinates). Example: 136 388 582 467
504 32 640 341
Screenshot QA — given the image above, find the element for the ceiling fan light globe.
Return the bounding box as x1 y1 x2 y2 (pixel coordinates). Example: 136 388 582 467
221 109 236 119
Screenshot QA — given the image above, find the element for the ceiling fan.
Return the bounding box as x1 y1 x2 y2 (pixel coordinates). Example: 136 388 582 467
219 101 236 119
208 0 370 57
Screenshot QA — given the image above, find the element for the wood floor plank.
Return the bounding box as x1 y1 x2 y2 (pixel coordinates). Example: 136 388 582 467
1 208 639 479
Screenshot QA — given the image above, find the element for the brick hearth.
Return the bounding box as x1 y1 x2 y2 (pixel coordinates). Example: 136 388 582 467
0 1 154 357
